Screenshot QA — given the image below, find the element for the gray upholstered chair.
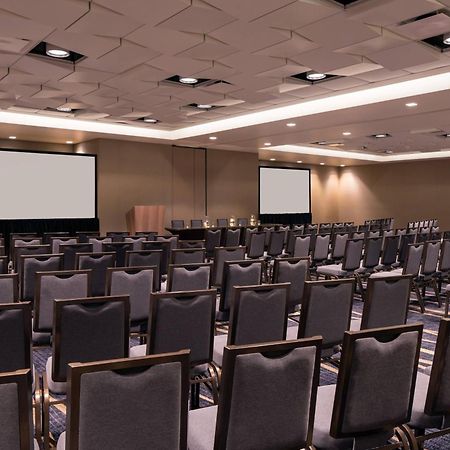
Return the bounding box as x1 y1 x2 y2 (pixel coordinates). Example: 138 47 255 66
42 232 69 245
237 217 248 227
125 249 161 271
188 338 322 450
158 235 181 251
330 232 349 262
135 231 157 240
287 279 355 358
0 274 18 303
88 236 112 253
273 257 310 313
142 241 171 275
14 245 51 275
106 231 130 242
179 239 205 249
285 230 301 255
368 230 381 238
170 248 205 265
415 240 441 308
75 231 99 244
377 235 400 270
293 235 311 258
11 237 42 250
56 351 189 450
0 256 6 274
167 263 212 292
217 259 264 321
279 225 289 244
311 233 331 267
50 237 78 254
313 323 422 450
75 252 116 297
293 224 305 233
217 218 228 227
129 289 218 407
171 219 185 228
262 226 275 246
213 283 290 367
59 243 93 270
106 267 156 327
244 227 258 248
437 239 450 293
205 229 222 259
267 230 285 257
246 231 265 259
211 246 246 287
191 219 203 228
224 228 241 247
319 223 332 234
0 246 4 257
124 235 147 251
397 233 417 266
101 242 134 267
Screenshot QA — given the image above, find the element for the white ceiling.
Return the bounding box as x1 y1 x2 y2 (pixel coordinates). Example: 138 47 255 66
1 0 450 163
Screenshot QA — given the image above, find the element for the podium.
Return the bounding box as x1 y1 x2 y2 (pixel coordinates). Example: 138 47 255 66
126 205 166 235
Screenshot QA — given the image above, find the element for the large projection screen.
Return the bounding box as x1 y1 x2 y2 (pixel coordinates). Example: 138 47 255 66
0 150 96 219
259 167 310 214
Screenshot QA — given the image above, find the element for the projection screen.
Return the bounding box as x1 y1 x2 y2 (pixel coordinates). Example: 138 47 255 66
0 150 96 219
259 167 311 214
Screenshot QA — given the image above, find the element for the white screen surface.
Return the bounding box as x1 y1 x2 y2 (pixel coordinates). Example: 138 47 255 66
259 167 310 214
0 150 96 219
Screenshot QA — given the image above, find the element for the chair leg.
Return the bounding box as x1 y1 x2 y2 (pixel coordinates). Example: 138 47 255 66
446 291 450 318
432 279 442 308
355 274 366 301
413 282 425 314
33 370 42 445
190 380 200 410
42 372 50 450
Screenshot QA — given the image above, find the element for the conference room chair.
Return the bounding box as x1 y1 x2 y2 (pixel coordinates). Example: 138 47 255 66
75 252 116 297
377 235 400 271
354 236 383 298
285 229 302 255
279 224 290 244
0 245 4 257
33 270 91 339
293 224 305 233
179 239 205 249
124 235 147 250
56 351 189 450
75 231 99 243
0 369 41 449
171 248 206 265
213 283 290 367
14 244 52 275
211 246 246 287
319 222 332 234
20 254 63 302
88 236 112 252
188 338 321 450
59 242 93 270
129 289 218 407
351 275 412 331
135 231 157 240
156 234 179 250
397 233 417 266
171 219 185 228
205 228 222 259
167 263 212 292
102 241 134 268
106 231 130 242
0 255 6 274
266 230 285 258
224 228 241 247
42 232 69 245
330 232 349 262
237 217 248 227
243 226 258 248
125 249 161 270
287 279 355 360
417 229 431 243
217 218 228 227
272 257 310 313
313 323 422 450
358 224 369 232
368 229 381 238
50 237 78 254
191 219 203 228
436 239 450 293
415 240 442 307
246 231 265 259
106 267 156 331
308 224 319 233
142 241 171 276
217 259 264 321
11 237 42 257
292 234 311 258
310 233 331 269
0 273 18 303
44 296 130 449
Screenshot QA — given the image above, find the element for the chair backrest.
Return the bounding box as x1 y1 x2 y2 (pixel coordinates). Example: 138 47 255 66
147 290 216 366
352 231 366 240
171 219 185 228
12 237 42 251
205 229 222 257
219 260 264 313
167 263 212 292
0 256 6 274
51 237 78 254
52 296 130 382
244 227 258 247
20 254 63 302
0 303 32 373
14 244 51 274
381 235 399 266
124 236 147 251
34 270 91 332
106 267 155 323
75 252 116 297
421 240 441 275
368 230 380 238
102 242 134 267
263 226 275 246
299 279 355 349
362 237 383 269
59 243 93 270
273 257 309 310
88 236 112 252
319 223 332 234
439 239 450 272
312 234 331 262
170 248 205 265
293 224 305 233
212 246 246 286
403 243 425 276
157 236 180 249
0 274 18 303
293 235 311 258
142 241 171 275
228 284 290 346
190 219 203 228
267 231 285 257
42 231 69 245
106 231 130 242
278 225 289 244
341 238 364 271
362 275 412 329
398 233 417 264
178 240 205 249
75 231 100 243
0 369 34 450
225 228 241 247
331 232 349 259
65 351 189 450
125 249 161 270
215 338 321 450
330 324 422 444
217 218 228 227
135 231 157 241
247 231 265 259
237 218 248 227
0 246 4 257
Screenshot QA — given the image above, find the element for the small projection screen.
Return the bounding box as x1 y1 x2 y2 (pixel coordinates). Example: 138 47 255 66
259 167 311 215
0 149 96 219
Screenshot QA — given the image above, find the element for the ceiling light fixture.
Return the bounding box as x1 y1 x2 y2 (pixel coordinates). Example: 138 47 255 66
66 140 73 144
405 102 418 108
209 136 217 140
57 105 72 112
320 162 325 165
306 71 326 81
270 158 276 161
179 77 198 84
8 136 16 140
264 142 271 146
374 133 388 138
197 104 212 109
286 122 296 127
340 164 346 167
444 34 450 45
45 44 70 59
143 118 158 123
297 160 302 163
342 131 352 136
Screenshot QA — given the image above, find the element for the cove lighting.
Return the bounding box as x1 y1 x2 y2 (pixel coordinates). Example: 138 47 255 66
66 141 73 144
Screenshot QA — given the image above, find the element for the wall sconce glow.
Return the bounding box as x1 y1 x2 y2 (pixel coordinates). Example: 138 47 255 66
286 122 296 127
8 136 16 139
374 133 388 138
444 34 450 45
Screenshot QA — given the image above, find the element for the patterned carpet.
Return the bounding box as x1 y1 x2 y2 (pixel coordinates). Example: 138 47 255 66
32 287 449 449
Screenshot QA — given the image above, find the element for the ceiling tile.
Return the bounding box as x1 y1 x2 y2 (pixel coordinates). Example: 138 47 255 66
0 9 54 41
12 55 74 81
178 36 238 60
119 64 172 82
0 36 32 54
392 13 450 40
317 76 368 91
286 85 331 98
0 68 48 85
193 62 237 80
46 81 99 96
404 57 450 74
61 67 115 83
231 89 278 104
292 48 362 73
197 81 240 94
103 75 157 94
328 59 382 76
353 67 409 82
223 73 281 91
255 32 319 58
147 54 211 75
258 62 310 78
219 52 284 75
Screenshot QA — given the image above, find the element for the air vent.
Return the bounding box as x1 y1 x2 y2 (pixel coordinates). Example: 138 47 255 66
161 75 230 89
290 71 341 84
29 42 85 63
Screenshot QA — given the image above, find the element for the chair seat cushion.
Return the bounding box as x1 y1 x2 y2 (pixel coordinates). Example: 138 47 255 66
130 344 146 358
57 431 66 450
317 264 349 277
45 357 67 395
370 269 403 278
188 405 217 450
213 334 227 367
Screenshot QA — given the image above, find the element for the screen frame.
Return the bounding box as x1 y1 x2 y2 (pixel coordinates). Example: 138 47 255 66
0 148 98 219
258 165 311 216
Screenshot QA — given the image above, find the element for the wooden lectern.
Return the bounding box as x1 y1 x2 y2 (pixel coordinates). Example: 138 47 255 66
126 205 166 235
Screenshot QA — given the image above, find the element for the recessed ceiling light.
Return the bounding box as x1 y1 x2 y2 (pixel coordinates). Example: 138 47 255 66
270 158 276 161
444 34 450 45
340 164 346 167
264 142 271 146
306 72 326 81
45 44 70 59
57 105 72 112
405 102 418 108
66 140 73 144
286 122 296 127
209 136 217 140
197 104 212 109
342 131 351 136
320 162 325 165
8 136 16 140
374 133 389 138
384 150 393 154
445 134 450 138
179 77 198 84
296 160 302 163
143 118 158 123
